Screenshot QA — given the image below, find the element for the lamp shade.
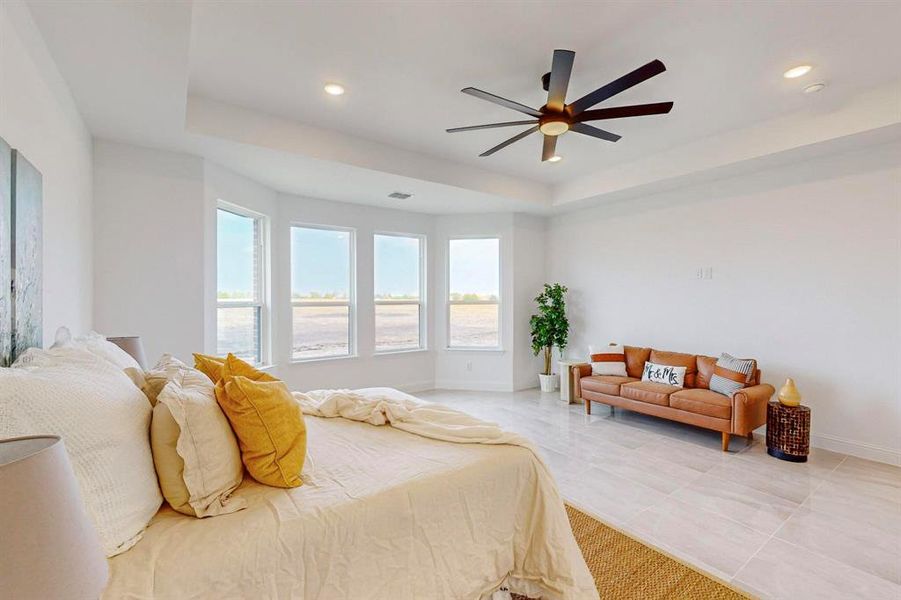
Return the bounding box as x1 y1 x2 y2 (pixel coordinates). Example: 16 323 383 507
0 435 108 599
107 336 148 370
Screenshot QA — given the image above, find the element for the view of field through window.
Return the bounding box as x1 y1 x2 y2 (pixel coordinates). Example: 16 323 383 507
217 208 261 363
375 234 422 352
219 225 501 358
291 226 352 359
448 238 500 348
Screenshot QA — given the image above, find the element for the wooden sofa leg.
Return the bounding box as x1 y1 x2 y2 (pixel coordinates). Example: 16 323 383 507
585 399 591 415
721 432 730 452
746 431 754 441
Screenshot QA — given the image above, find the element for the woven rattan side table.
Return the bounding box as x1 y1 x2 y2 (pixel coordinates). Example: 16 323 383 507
766 401 810 462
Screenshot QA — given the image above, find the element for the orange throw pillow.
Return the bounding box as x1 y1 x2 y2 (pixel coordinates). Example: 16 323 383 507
192 353 227 383
214 354 306 488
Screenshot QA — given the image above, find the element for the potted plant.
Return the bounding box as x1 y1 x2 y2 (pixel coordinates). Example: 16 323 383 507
529 283 569 392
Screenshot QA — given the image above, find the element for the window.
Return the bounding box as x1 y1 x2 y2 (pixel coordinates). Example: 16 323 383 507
374 233 424 352
217 205 266 363
447 237 500 348
290 225 354 360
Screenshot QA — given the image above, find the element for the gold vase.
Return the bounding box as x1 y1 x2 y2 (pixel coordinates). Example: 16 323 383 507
778 378 802 406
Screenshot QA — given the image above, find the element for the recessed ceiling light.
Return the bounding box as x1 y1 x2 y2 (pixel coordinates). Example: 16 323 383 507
323 83 345 96
547 155 562 163
783 65 812 79
803 82 826 94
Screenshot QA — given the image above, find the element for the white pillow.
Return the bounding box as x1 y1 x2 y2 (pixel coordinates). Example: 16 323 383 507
1 347 162 556
51 329 141 371
589 343 628 377
641 361 687 388
152 362 246 517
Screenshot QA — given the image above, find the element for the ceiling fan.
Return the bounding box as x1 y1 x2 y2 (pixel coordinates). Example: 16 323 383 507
447 49 673 162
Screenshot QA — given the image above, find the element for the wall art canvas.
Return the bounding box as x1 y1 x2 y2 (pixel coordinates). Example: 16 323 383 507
0 138 11 366
10 149 43 361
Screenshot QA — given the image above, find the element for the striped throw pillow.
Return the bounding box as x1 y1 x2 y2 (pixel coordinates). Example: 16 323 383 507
590 344 627 377
709 353 757 396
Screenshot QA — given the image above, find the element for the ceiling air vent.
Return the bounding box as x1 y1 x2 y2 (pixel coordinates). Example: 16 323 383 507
388 191 412 199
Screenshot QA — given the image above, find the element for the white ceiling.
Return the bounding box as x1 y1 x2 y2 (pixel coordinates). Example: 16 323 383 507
23 0 901 214
187 0 901 183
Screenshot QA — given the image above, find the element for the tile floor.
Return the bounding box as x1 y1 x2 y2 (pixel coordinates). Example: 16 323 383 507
416 389 901 600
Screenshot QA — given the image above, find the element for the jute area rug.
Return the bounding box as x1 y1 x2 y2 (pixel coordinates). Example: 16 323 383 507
513 504 753 600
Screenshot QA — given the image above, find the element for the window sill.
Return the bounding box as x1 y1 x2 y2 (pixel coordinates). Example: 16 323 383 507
444 347 505 353
289 354 359 365
373 348 429 357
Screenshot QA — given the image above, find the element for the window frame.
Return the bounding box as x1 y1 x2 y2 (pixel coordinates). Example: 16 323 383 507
373 231 427 354
289 222 357 362
445 235 502 351
215 201 269 365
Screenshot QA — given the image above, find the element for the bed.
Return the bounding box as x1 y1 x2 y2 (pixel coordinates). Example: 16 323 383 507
2 337 596 600
104 388 597 599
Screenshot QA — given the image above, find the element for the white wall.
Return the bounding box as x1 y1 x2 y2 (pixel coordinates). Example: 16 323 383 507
93 141 205 363
512 214 547 390
272 193 436 392
0 0 93 346
547 142 901 465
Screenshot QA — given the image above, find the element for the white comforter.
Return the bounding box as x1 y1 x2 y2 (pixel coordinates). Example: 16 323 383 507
105 388 597 600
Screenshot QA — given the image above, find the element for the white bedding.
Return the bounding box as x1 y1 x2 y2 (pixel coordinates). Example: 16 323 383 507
105 388 597 600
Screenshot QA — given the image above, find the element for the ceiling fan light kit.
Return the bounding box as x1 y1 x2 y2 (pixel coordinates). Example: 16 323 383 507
447 49 673 162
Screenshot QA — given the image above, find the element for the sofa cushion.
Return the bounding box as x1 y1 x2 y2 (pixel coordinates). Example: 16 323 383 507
589 344 627 377
670 388 732 419
696 355 717 389
581 375 639 396
649 350 698 388
624 346 651 379
710 353 758 397
620 381 680 406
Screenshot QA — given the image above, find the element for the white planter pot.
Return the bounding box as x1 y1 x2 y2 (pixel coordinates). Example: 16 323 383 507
538 373 559 393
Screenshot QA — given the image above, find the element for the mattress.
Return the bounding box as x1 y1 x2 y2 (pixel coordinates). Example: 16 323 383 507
105 389 596 599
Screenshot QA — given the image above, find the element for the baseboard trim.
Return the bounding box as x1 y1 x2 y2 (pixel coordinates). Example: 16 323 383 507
760 424 901 466
810 432 900 466
433 379 514 392
395 380 436 394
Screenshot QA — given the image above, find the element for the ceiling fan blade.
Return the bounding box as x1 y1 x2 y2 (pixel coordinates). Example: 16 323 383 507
541 135 558 161
567 59 666 116
446 120 538 133
570 122 621 142
573 101 674 123
479 125 540 157
546 49 575 112
461 87 543 118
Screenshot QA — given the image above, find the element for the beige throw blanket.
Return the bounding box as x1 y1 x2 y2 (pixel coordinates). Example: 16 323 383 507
293 388 598 600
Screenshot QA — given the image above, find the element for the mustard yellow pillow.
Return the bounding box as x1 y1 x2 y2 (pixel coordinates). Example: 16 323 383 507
215 355 305 488
193 353 227 383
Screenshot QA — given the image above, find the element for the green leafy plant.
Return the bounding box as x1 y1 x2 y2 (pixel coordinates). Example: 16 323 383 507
529 283 569 376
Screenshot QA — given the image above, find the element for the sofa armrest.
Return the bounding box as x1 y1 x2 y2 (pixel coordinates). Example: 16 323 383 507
731 384 775 435
572 364 591 399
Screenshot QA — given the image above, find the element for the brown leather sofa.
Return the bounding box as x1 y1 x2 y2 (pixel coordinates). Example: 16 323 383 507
572 347 775 451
